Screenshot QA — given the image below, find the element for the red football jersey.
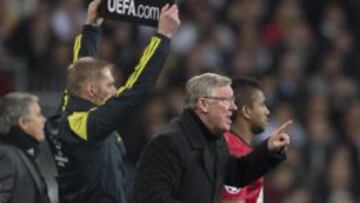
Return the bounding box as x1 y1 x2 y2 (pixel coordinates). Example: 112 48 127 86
221 131 264 203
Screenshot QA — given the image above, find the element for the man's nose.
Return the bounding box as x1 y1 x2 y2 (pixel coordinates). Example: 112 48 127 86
230 101 238 111
41 115 47 124
266 106 270 116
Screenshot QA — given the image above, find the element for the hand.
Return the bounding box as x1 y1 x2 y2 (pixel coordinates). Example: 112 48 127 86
85 0 104 27
267 120 292 152
157 4 181 38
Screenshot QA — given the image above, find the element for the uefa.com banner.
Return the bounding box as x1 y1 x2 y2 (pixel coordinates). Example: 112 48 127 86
99 0 176 27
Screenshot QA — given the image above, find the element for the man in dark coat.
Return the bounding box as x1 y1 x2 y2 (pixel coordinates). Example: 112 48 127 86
128 73 292 203
0 92 50 203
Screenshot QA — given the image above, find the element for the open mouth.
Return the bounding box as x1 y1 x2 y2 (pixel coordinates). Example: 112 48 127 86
226 114 232 124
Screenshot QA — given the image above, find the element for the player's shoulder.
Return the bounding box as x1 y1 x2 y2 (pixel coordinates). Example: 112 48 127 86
224 131 237 142
224 131 244 146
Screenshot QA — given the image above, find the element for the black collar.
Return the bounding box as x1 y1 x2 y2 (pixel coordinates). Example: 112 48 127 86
0 127 40 158
178 109 220 150
65 94 97 112
190 110 220 142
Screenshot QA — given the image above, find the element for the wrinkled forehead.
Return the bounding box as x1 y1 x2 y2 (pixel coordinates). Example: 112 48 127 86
253 90 266 102
211 85 233 96
98 67 116 81
27 102 41 114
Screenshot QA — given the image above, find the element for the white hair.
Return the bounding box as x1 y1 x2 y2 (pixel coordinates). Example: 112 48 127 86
184 73 231 109
0 92 39 134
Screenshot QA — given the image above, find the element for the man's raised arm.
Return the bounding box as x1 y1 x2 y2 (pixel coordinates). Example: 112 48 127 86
73 0 104 62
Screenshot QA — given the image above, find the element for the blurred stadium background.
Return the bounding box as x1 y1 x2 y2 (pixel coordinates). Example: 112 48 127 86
0 0 359 202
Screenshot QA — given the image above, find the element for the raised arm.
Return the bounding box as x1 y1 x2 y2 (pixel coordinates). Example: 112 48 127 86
72 0 104 61
59 0 104 112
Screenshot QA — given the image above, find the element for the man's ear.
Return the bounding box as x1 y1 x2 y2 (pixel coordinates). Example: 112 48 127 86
84 82 95 98
18 116 29 131
197 98 209 113
241 105 252 120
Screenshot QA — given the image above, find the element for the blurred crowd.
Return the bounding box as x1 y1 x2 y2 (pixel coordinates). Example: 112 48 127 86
0 0 359 202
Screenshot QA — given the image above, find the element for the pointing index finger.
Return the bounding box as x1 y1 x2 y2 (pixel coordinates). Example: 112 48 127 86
162 3 170 12
274 120 293 135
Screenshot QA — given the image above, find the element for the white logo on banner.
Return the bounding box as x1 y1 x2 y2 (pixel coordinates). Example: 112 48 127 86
107 0 160 20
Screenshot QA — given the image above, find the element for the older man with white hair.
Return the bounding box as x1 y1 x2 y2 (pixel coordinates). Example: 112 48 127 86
0 92 49 203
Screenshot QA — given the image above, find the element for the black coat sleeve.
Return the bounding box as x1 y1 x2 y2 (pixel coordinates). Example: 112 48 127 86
128 135 183 203
67 34 171 142
0 150 15 203
224 139 286 187
73 25 101 61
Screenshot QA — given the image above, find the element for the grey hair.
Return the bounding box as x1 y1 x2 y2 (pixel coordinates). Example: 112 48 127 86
0 92 39 134
184 73 232 109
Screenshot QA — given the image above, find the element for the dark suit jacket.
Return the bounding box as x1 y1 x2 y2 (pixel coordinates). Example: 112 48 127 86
128 110 285 203
0 129 50 203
